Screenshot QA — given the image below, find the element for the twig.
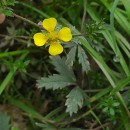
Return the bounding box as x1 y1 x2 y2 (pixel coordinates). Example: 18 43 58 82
0 34 31 39
12 13 43 29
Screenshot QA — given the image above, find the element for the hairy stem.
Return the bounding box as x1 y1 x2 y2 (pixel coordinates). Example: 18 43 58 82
12 13 42 29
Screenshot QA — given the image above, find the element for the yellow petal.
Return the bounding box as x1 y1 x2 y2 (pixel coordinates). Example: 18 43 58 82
49 42 63 56
42 18 57 32
58 27 72 42
33 33 48 46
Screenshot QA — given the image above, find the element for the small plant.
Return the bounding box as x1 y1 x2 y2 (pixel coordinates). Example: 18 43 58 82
100 97 120 116
0 0 130 130
0 0 17 16
33 17 72 56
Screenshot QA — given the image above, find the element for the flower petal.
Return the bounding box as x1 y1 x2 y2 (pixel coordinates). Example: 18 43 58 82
49 42 63 56
42 18 57 32
58 27 72 42
33 33 48 46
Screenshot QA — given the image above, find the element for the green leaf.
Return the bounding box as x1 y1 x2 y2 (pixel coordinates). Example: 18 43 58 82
0 112 10 130
109 108 115 116
8 0 17 6
3 9 13 16
65 87 85 116
11 127 20 130
113 102 120 107
35 122 54 130
37 74 76 90
78 45 90 73
66 45 77 66
50 56 76 82
110 76 130 96
1 0 6 5
121 0 130 22
102 107 108 113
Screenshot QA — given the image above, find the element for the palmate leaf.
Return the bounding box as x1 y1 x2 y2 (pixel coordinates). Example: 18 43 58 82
37 74 76 90
0 112 10 130
65 87 86 116
50 56 76 82
37 56 76 90
78 45 90 73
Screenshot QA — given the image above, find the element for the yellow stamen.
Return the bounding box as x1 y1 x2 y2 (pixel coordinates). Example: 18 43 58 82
47 31 58 41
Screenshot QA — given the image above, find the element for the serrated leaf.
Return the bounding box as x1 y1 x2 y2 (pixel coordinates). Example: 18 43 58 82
0 112 10 130
37 74 76 90
65 87 85 116
78 45 90 73
66 45 77 66
50 56 76 82
64 42 76 48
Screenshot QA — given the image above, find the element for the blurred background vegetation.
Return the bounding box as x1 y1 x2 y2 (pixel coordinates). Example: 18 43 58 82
0 0 130 130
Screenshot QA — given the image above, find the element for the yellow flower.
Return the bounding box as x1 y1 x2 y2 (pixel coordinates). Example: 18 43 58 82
33 18 72 56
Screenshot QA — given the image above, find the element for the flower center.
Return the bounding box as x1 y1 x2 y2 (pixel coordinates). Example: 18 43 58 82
48 31 58 41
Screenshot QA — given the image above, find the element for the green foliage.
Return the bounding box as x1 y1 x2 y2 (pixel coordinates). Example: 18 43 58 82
11 127 20 130
37 123 85 130
66 44 91 73
0 0 17 16
78 45 90 73
0 0 130 129
82 20 105 52
36 122 86 130
85 20 104 40
0 0 16 6
65 87 86 116
50 56 76 81
36 122 55 130
37 56 88 115
0 112 10 130
66 45 77 66
37 74 76 90
3 55 30 72
37 56 76 90
100 97 120 116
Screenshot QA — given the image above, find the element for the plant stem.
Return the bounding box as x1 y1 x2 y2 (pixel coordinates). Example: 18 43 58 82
0 52 29 95
0 50 29 58
0 34 31 39
12 13 43 29
81 0 87 32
